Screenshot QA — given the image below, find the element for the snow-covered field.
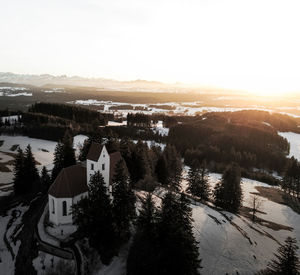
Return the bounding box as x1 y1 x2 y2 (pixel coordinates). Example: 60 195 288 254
189 173 300 274
68 99 300 118
0 134 88 187
278 132 300 161
152 171 300 275
0 135 57 174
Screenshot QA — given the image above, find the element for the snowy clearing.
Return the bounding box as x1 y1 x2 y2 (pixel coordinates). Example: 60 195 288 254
278 132 300 161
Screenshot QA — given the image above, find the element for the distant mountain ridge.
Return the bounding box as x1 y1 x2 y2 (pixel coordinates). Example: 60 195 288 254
0 72 188 93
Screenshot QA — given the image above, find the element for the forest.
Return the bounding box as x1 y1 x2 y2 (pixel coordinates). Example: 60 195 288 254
0 103 298 178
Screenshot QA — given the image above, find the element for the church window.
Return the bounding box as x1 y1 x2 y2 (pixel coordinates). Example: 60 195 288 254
102 163 105 171
62 201 67 216
91 163 94 170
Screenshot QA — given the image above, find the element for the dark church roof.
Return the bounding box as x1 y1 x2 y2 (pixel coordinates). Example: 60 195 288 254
48 164 87 198
86 142 104 161
109 151 122 184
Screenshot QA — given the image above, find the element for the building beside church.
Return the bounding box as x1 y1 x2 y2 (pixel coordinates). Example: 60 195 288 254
48 142 121 225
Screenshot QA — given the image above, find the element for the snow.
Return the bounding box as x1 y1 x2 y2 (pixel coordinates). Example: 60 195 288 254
43 88 65 93
154 171 300 274
0 87 28 91
38 203 60 246
190 173 300 274
33 251 75 275
152 120 169 136
1 115 20 123
0 135 57 172
107 121 127 127
0 134 88 185
73 134 88 158
192 203 276 274
132 140 166 150
262 121 272 127
278 132 300 161
69 100 300 117
0 204 28 275
6 92 32 97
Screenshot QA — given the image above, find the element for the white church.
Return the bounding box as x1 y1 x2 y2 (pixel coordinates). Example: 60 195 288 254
48 142 122 225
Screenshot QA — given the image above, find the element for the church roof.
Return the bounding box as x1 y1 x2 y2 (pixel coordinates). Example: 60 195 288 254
48 164 87 198
109 151 122 184
86 142 104 161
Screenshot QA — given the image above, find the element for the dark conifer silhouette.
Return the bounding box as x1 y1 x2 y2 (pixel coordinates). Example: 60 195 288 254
40 166 51 193
112 159 136 242
214 163 243 212
257 237 300 275
72 172 116 264
187 160 210 200
127 193 159 275
13 148 25 195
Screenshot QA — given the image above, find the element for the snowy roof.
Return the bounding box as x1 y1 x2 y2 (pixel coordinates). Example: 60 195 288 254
86 142 104 161
48 164 87 198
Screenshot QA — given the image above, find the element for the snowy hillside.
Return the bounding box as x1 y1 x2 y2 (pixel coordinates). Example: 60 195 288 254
149 173 300 275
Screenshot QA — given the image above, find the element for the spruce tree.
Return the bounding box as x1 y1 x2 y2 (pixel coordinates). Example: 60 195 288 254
266 237 300 274
187 160 210 200
61 132 76 168
127 193 160 275
164 144 182 191
155 155 168 185
51 132 76 181
13 148 25 195
40 166 51 193
257 237 300 275
214 163 243 212
72 172 116 264
51 141 64 181
112 159 136 242
23 144 40 193
157 192 201 275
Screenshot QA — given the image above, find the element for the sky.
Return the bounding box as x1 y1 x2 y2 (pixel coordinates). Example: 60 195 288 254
1 0 300 96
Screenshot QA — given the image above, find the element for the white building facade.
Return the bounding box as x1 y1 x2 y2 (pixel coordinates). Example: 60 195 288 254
48 143 121 225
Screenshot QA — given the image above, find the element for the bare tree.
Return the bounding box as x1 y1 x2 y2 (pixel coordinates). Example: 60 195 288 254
249 195 264 222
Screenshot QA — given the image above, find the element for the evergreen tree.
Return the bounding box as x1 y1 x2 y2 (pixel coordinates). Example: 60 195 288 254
23 144 40 193
13 148 25 195
72 172 116 264
40 166 51 193
51 132 76 181
112 159 136 242
155 155 168 185
131 140 151 183
187 160 210 200
157 192 201 275
61 132 76 167
258 237 300 275
127 193 160 275
78 133 103 161
214 163 243 212
51 141 64 181
164 144 182 191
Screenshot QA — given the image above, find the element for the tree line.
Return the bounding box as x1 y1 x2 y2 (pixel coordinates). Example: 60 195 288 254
169 117 289 174
281 157 300 198
29 102 110 125
13 145 51 196
79 134 182 191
